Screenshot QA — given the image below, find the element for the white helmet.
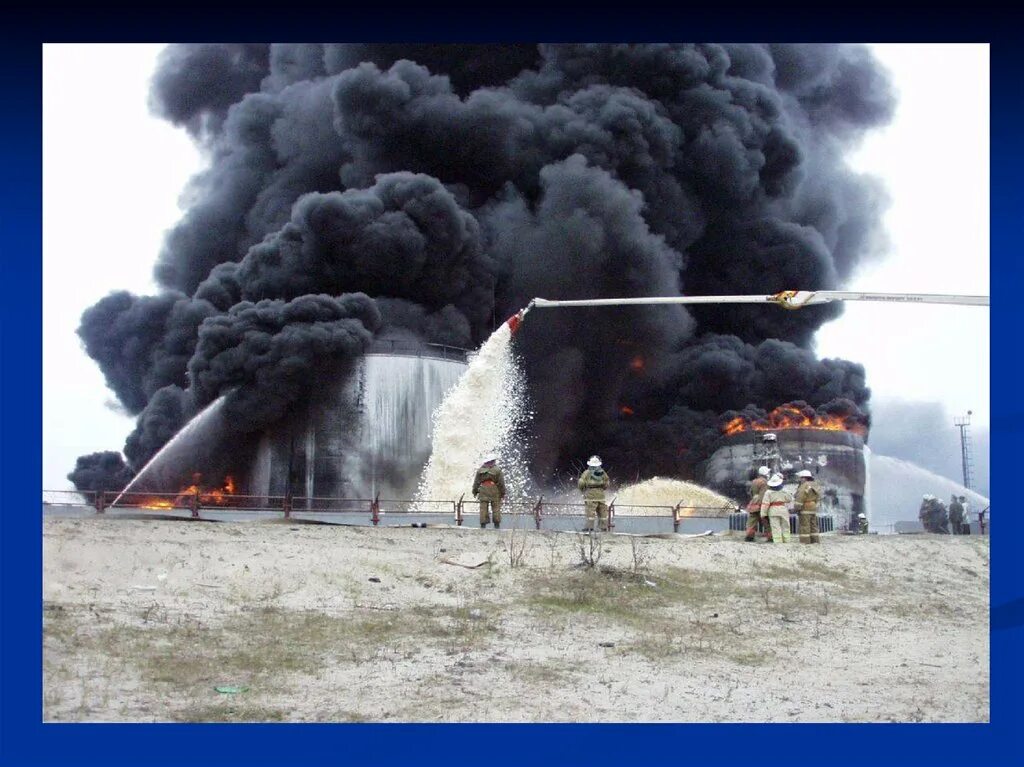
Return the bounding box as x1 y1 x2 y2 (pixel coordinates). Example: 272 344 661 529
857 513 866 519
483 453 498 464
796 470 813 479
762 433 777 442
587 455 602 468
757 466 770 477
767 473 784 488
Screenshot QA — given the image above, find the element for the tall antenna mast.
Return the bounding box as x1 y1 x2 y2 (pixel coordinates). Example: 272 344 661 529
954 410 975 491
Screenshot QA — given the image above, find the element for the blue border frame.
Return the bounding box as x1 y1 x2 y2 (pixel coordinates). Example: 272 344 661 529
4 10 1021 766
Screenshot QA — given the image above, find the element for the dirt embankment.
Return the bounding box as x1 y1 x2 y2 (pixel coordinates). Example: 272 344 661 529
43 518 989 722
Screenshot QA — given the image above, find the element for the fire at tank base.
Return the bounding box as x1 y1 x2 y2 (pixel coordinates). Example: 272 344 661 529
111 345 469 512
697 427 869 533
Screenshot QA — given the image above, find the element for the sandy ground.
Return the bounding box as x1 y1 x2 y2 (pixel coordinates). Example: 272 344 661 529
42 517 989 722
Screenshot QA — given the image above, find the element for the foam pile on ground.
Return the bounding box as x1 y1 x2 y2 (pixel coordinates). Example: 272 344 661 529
613 477 737 515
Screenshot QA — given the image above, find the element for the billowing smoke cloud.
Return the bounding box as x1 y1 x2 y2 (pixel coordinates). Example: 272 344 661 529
150 44 271 139
116 293 380 472
78 292 217 414
188 292 380 428
194 173 492 323
67 451 134 494
76 43 893 486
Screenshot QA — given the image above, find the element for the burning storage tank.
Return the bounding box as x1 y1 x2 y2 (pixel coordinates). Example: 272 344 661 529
117 340 468 505
698 407 869 530
250 340 468 503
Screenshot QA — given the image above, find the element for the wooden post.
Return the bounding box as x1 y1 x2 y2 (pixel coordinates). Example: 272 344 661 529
95 489 106 515
533 497 543 530
456 494 464 527
371 494 380 526
190 487 200 519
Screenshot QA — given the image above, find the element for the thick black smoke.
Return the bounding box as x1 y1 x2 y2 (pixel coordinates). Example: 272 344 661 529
67 451 134 494
76 44 893 485
78 291 217 414
117 293 380 472
150 44 271 140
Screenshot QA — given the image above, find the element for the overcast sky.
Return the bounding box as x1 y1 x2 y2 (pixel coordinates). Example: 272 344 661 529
41 43 990 490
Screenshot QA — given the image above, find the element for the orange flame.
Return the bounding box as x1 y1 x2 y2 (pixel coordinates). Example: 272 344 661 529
722 405 867 437
138 475 237 509
620 405 635 416
629 355 645 372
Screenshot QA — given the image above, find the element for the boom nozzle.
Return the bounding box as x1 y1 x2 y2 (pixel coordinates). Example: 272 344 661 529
505 301 535 335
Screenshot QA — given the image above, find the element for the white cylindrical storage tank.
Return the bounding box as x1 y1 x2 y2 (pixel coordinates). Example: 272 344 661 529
250 343 467 503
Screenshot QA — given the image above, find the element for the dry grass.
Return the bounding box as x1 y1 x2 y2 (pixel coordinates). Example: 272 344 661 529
522 566 750 663
45 558 855 719
507 660 575 686
763 560 852 583
42 520 990 722
175 703 290 723
43 599 500 721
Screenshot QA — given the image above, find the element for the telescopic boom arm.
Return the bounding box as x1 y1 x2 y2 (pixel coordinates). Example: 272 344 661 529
507 290 987 331
504 290 987 332
529 290 988 311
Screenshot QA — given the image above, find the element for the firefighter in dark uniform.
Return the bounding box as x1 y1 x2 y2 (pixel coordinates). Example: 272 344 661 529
948 494 966 535
745 466 772 542
578 455 611 532
473 454 506 528
793 469 822 544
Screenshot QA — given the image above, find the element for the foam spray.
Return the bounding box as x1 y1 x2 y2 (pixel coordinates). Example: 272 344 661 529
414 322 533 507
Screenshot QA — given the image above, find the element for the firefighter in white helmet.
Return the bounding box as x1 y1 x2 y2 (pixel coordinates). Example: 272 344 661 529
793 469 822 543
745 466 772 542
578 455 611 532
759 473 793 543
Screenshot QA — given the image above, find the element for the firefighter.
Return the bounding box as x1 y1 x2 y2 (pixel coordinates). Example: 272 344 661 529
578 456 611 532
919 495 935 532
857 512 868 534
960 496 971 535
472 453 506 528
793 469 822 544
932 498 950 534
948 494 966 535
745 466 771 542
759 473 793 543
